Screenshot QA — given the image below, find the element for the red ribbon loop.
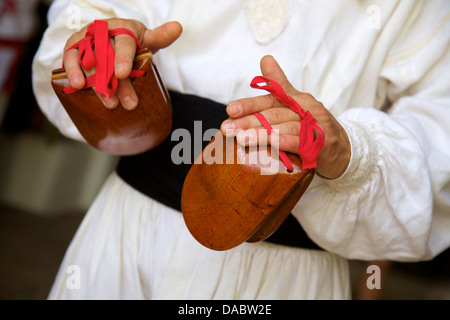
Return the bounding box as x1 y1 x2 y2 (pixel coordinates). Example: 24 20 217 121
253 112 294 172
250 76 325 170
62 20 144 98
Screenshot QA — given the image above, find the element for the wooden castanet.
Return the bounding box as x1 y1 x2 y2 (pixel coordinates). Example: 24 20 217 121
51 48 172 155
181 130 315 251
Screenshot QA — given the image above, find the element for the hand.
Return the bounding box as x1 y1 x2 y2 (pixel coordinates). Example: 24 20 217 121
220 55 351 179
63 18 182 110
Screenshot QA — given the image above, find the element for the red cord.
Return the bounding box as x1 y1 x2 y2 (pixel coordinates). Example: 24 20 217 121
250 76 325 170
62 20 145 97
253 112 294 172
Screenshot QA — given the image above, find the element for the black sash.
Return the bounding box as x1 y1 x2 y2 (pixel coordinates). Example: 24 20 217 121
116 91 322 250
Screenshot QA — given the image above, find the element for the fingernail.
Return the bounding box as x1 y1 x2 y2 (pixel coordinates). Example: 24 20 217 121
71 75 82 88
228 103 242 116
222 121 236 135
122 96 137 110
104 96 118 109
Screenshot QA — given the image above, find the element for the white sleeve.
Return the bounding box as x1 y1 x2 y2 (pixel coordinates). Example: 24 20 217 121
31 0 168 141
294 8 450 262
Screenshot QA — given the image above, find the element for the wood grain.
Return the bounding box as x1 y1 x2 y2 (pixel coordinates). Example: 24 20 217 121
51 48 172 155
181 131 315 251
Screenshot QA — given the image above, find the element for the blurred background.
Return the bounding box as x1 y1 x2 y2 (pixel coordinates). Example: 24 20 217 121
0 0 449 300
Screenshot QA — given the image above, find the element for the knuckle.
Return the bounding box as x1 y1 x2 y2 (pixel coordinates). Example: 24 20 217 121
239 118 251 129
263 94 276 108
286 123 299 136
115 55 132 66
112 18 129 28
266 108 282 123
299 92 314 101
311 105 329 118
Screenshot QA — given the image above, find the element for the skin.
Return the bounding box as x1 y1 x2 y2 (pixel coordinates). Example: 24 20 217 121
63 18 183 110
220 56 351 179
63 18 350 179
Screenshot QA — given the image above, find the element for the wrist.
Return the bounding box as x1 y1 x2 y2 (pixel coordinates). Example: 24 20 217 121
316 123 351 179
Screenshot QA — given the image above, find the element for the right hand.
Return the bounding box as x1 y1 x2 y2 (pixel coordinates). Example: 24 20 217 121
63 18 183 110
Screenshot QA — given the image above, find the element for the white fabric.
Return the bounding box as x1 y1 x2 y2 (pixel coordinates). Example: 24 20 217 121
31 0 450 299
49 173 350 299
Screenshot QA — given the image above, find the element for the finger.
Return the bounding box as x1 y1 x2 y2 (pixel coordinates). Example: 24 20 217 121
142 21 183 53
228 91 320 121
235 128 269 146
236 128 300 155
226 94 284 118
63 48 85 89
62 27 92 89
114 33 138 79
235 122 300 146
260 55 296 95
72 55 117 109
221 108 299 136
276 134 301 154
95 90 119 109
226 56 295 118
115 78 138 110
270 121 301 137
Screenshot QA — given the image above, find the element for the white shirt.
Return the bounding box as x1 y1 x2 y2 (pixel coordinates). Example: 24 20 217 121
32 0 450 262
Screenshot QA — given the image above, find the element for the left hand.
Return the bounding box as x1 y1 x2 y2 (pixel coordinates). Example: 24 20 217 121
220 55 351 179
63 19 182 110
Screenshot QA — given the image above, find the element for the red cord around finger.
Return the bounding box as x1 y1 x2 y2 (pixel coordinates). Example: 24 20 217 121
250 76 325 170
253 112 294 172
62 20 145 98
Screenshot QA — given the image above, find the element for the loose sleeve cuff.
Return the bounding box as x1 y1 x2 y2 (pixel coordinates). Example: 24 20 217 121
320 117 378 192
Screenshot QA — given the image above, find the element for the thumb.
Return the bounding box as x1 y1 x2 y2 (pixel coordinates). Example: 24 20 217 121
260 55 296 95
142 21 183 54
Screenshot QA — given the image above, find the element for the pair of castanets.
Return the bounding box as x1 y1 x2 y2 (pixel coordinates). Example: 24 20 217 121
51 20 323 251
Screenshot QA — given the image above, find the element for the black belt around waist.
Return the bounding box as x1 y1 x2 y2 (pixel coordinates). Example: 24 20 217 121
116 91 322 251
